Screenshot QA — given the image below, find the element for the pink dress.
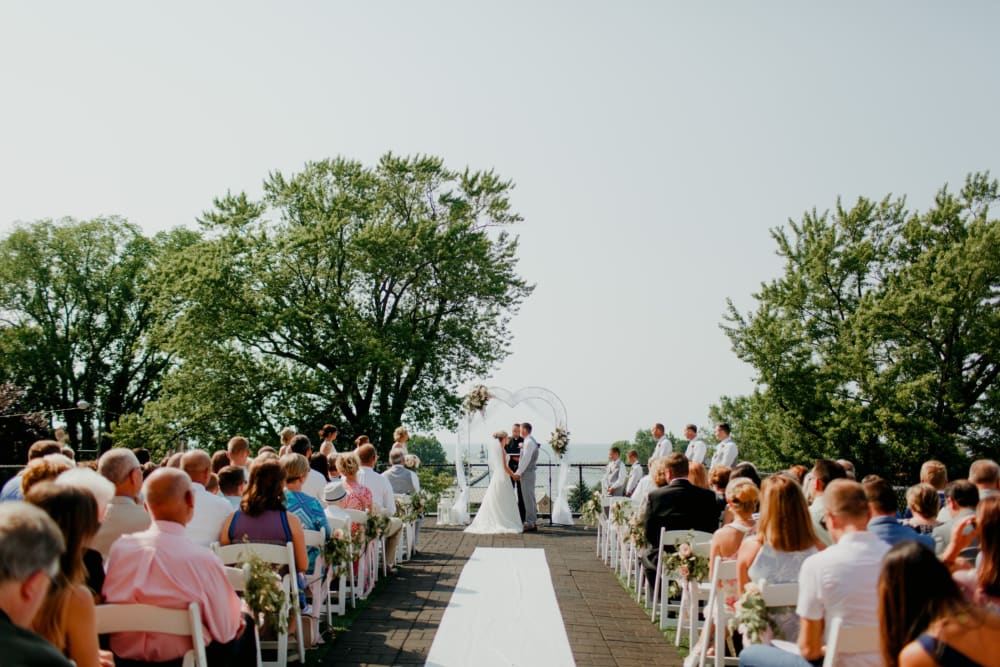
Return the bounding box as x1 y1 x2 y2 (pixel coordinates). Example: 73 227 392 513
343 479 373 512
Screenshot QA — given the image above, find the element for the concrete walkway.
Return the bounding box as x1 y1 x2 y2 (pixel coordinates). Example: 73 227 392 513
324 519 684 666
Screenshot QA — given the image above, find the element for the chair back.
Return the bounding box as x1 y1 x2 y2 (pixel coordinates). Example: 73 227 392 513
224 565 250 592
344 508 369 526
96 602 208 667
821 617 880 667
327 514 350 532
303 527 326 549
660 528 714 551
212 541 295 568
758 579 798 607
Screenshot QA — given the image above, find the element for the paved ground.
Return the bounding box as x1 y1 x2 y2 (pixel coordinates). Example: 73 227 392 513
324 519 684 666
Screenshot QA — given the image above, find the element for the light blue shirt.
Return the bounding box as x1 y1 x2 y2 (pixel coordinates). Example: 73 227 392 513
868 515 935 551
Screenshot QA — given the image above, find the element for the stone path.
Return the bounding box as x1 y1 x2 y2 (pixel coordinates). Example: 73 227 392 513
324 519 684 666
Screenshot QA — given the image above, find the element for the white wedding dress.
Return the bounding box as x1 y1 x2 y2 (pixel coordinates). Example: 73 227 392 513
464 440 523 534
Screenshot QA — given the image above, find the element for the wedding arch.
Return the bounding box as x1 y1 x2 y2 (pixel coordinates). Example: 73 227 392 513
438 385 574 526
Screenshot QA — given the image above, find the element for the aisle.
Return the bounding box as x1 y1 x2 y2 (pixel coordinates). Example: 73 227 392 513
426 547 574 666
324 520 684 667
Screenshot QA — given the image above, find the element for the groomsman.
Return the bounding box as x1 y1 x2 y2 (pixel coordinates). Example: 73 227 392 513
651 423 671 459
709 422 738 468
603 447 627 496
683 424 707 464
625 449 643 497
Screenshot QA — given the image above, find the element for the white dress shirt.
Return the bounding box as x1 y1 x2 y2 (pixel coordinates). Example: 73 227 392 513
186 482 234 548
358 466 396 516
684 438 707 465
710 437 738 468
651 436 671 459
303 469 327 504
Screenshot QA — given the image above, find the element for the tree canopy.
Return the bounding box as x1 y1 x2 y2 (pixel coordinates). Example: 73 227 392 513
716 173 1000 480
114 154 533 457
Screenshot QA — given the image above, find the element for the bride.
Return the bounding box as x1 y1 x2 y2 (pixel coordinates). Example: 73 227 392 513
465 430 523 534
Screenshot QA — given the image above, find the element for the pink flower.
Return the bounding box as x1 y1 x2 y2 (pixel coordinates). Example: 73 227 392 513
678 543 692 558
679 565 690 577
333 529 344 539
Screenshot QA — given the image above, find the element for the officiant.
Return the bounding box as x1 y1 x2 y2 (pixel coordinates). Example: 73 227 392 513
506 423 523 487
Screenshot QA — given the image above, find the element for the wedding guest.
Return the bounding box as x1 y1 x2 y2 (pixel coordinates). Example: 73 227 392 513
290 434 327 502
709 478 758 587
337 452 374 512
944 495 1000 610
383 448 420 495
181 449 233 548
730 462 761 489
709 423 738 468
257 445 278 457
879 541 1000 667
131 448 150 465
920 459 949 519
970 459 1000 500
217 465 246 510
1 440 64 502
227 436 251 478
391 426 410 455
281 454 328 574
53 468 114 596
737 474 822 641
318 424 338 456
165 452 183 468
358 444 404 570
104 468 255 665
688 461 709 490
631 457 661 510
354 435 370 449
0 502 73 666
640 453 719 585
864 477 935 550
624 449 644 497
900 483 941 535
322 480 351 527
25 484 110 667
19 455 73 497
806 459 846 546
307 455 327 485
140 462 157 479
683 423 707 464
786 465 808 485
933 480 979 555
254 450 279 465
205 473 220 495
651 423 671 459
327 453 341 479
837 459 857 480
602 447 627 496
92 448 150 559
404 454 421 469
709 465 732 498
210 450 231 475
739 479 889 667
219 460 308 573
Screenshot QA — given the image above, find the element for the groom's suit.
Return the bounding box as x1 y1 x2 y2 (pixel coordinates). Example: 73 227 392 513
515 434 540 527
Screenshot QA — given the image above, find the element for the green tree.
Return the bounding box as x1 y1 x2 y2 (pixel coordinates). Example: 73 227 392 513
0 218 195 453
0 382 49 465
719 174 1000 480
141 155 532 457
408 434 448 466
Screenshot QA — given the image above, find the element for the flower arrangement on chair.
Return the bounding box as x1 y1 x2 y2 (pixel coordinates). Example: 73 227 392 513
322 528 355 575
580 491 601 527
243 548 289 633
662 533 710 599
548 426 570 458
365 512 391 546
728 582 782 645
627 513 647 550
464 384 491 416
610 500 630 528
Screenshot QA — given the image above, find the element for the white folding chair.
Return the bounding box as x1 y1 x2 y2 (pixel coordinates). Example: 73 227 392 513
600 496 615 563
321 515 351 621
211 541 305 667
822 616 880 667
694 556 739 667
665 540 712 647
344 508 375 600
95 602 208 667
394 494 416 562
224 565 264 667
302 528 329 639
651 528 714 621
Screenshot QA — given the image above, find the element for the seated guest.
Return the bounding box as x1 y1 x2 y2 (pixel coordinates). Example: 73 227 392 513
709 478 758 576
900 483 942 535
944 495 1000 611
738 474 822 642
337 452 373 512
327 453 341 479
310 453 330 484
19 455 74 497
226 436 251 479
785 465 808 485
289 435 326 501
836 458 857 480
0 440 64 502
210 450 230 475
630 457 662 511
879 541 1000 667
0 502 74 666
382 448 420 495
688 461 709 490
92 448 151 559
53 468 114 597
281 453 328 574
357 444 404 570
739 479 890 667
218 465 246 509
131 448 151 465
806 459 847 546
354 435 370 450
970 459 1000 500
181 449 234 548
219 460 308 574
323 480 351 527
103 469 255 665
730 462 762 489
25 484 110 667
640 453 719 585
205 472 220 495
864 477 935 550
920 459 949 518
934 480 979 555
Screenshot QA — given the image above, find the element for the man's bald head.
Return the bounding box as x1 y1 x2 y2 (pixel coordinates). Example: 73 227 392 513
143 468 193 525
181 449 212 485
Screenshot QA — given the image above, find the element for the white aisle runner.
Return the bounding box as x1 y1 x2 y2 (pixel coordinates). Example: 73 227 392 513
425 547 575 667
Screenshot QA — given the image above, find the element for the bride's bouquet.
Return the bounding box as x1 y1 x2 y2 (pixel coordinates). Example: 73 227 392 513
464 384 491 416
549 426 570 458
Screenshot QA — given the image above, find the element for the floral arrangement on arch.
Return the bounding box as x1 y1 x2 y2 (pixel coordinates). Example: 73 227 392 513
549 426 570 458
242 547 289 633
464 384 491 416
663 533 709 582
728 582 783 645
580 491 601 527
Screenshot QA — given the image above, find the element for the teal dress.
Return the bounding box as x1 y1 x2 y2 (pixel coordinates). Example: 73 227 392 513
285 489 327 573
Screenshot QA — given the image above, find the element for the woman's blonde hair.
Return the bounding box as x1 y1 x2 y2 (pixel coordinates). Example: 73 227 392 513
757 474 816 552
492 431 509 441
650 458 668 487
336 451 361 478
725 477 759 515
280 453 311 482
394 426 409 442
688 461 709 489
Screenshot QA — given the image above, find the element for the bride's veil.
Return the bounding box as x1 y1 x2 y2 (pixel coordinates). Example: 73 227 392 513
487 432 504 476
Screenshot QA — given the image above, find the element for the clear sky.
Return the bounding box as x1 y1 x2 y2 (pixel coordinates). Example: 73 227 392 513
2 2 999 446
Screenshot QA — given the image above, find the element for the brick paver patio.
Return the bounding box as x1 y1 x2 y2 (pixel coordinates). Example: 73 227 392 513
323 519 684 666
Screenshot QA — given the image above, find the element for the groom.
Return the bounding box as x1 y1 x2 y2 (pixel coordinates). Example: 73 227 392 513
513 422 540 532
